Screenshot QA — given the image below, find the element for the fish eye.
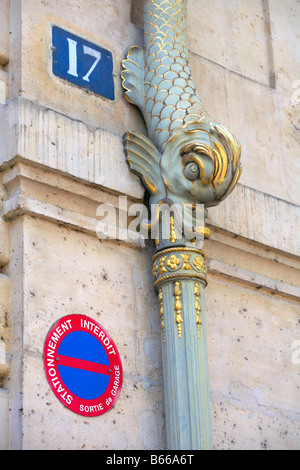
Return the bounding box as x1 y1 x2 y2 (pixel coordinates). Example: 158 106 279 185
183 161 200 181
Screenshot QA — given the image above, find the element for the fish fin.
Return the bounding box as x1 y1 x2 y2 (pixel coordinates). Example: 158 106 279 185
121 46 145 112
123 131 164 196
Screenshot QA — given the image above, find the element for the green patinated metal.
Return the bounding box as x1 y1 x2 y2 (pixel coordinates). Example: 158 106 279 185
153 247 212 449
122 0 242 450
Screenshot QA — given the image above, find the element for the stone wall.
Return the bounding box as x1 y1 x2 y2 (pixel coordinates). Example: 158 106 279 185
0 0 299 450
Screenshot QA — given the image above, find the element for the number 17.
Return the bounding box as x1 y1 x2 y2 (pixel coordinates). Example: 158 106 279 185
67 38 101 82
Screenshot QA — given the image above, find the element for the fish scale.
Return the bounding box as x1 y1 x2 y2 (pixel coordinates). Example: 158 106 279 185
122 0 206 153
144 0 206 151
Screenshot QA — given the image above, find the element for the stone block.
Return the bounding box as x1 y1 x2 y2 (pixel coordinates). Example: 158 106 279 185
187 0 274 87
0 98 144 200
9 0 145 136
212 399 300 450
17 215 163 449
0 219 10 266
0 71 8 104
268 0 300 90
132 0 274 87
207 184 300 257
0 389 9 449
0 0 10 65
206 278 300 416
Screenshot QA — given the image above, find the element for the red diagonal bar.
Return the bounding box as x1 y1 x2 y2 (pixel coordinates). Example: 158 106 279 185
57 355 111 376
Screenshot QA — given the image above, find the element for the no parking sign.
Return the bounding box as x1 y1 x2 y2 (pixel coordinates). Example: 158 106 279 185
43 315 122 417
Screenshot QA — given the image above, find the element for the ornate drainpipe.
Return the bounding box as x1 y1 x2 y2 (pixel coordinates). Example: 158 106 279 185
122 0 242 450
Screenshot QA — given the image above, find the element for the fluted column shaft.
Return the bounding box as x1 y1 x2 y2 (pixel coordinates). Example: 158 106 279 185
152 247 213 450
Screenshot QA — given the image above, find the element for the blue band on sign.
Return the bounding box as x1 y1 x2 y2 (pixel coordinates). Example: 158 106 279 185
57 331 110 400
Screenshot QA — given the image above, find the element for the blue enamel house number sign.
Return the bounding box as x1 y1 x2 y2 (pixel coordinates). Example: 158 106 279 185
52 26 115 100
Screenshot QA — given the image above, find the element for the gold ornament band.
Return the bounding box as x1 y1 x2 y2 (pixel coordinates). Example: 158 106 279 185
152 247 207 289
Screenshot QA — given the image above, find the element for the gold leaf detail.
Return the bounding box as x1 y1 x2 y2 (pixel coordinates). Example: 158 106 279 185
181 254 192 270
158 288 165 343
152 262 158 278
159 256 168 275
166 254 181 270
174 281 183 339
193 256 204 271
170 216 177 244
194 283 202 339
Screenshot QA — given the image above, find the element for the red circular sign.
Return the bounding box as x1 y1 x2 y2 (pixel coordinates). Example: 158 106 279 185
43 314 123 417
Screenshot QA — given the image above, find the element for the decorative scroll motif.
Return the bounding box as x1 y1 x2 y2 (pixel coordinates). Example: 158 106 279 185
153 247 207 288
181 254 192 270
158 288 165 342
159 255 168 275
122 0 242 248
194 283 202 339
174 282 183 338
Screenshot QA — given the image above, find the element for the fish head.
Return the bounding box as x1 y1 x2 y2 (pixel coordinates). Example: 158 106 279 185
160 117 242 208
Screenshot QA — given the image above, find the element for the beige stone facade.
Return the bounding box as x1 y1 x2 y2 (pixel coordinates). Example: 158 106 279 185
0 0 299 450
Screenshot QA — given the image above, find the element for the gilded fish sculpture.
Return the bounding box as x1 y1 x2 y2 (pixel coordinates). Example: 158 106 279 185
122 0 242 242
